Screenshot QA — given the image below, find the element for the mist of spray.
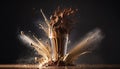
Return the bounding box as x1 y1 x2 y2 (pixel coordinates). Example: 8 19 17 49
64 28 103 63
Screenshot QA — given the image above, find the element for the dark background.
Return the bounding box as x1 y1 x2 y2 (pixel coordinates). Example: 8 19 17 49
1 0 120 64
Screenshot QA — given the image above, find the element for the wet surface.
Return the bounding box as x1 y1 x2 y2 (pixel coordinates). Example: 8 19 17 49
0 64 120 69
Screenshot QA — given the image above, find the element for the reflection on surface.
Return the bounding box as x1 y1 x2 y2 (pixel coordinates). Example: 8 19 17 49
0 64 120 69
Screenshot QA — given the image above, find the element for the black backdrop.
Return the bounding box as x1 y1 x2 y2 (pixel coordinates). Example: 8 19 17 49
1 0 120 64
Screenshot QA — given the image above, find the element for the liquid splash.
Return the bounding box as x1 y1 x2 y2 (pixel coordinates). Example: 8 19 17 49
19 7 103 67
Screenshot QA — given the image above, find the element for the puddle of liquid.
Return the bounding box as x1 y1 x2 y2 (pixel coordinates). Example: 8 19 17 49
0 64 120 69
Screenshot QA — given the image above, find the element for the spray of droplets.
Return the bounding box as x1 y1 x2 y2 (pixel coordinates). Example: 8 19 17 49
18 7 104 66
